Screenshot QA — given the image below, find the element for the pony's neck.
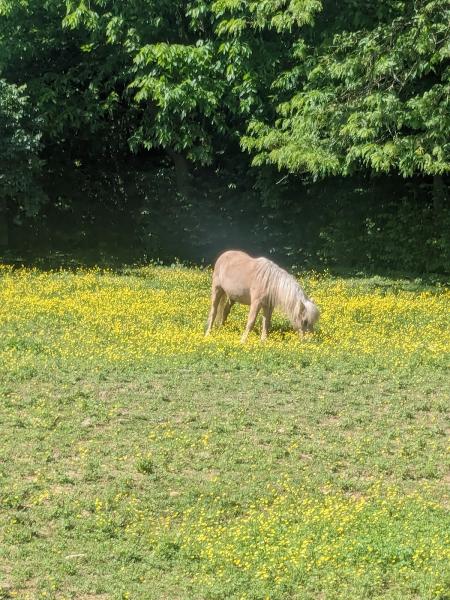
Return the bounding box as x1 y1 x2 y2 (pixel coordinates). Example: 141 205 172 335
269 266 307 317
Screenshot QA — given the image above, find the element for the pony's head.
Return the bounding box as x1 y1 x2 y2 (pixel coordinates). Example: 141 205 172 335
294 299 320 335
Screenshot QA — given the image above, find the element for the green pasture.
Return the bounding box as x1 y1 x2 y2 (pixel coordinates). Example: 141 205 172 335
0 267 449 600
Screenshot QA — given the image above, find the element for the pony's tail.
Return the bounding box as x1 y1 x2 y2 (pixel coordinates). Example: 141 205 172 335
214 294 228 327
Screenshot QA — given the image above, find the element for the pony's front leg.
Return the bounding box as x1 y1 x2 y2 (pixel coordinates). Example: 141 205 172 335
241 301 261 343
261 305 273 341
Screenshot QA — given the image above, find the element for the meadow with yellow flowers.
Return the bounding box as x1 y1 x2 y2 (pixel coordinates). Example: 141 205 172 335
0 265 449 599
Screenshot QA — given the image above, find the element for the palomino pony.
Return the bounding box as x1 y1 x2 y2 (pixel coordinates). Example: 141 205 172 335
205 250 319 343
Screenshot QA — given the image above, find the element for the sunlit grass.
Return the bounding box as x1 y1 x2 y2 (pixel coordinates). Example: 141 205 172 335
0 265 448 376
149 481 449 599
0 265 449 599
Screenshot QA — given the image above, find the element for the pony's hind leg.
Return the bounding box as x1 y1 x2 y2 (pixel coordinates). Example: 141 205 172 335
241 300 262 343
205 286 224 335
220 299 234 326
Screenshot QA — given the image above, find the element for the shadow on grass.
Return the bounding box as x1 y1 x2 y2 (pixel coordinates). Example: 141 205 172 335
1 248 449 286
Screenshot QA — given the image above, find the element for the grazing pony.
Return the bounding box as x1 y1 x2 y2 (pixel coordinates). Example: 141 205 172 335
205 250 319 342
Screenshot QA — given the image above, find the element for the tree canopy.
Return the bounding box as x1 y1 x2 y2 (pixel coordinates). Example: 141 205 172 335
0 0 449 270
244 0 450 178
1 0 448 175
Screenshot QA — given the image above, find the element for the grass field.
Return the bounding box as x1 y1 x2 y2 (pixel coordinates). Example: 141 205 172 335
0 264 449 600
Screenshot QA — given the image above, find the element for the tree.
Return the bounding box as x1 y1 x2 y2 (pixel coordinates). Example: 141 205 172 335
0 80 44 246
243 0 450 179
61 0 256 195
1 0 324 201
62 0 324 196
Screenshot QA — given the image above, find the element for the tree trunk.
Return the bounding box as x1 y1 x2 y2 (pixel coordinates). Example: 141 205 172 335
167 149 191 200
0 198 8 248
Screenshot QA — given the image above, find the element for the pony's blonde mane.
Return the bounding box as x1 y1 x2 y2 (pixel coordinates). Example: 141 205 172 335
255 258 318 328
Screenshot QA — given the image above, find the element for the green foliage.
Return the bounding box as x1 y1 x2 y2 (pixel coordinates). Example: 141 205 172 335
2 0 450 178
63 1 229 161
0 0 127 144
130 41 228 162
212 0 322 32
0 79 44 217
0 0 448 270
314 183 450 272
61 0 302 162
244 0 450 177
